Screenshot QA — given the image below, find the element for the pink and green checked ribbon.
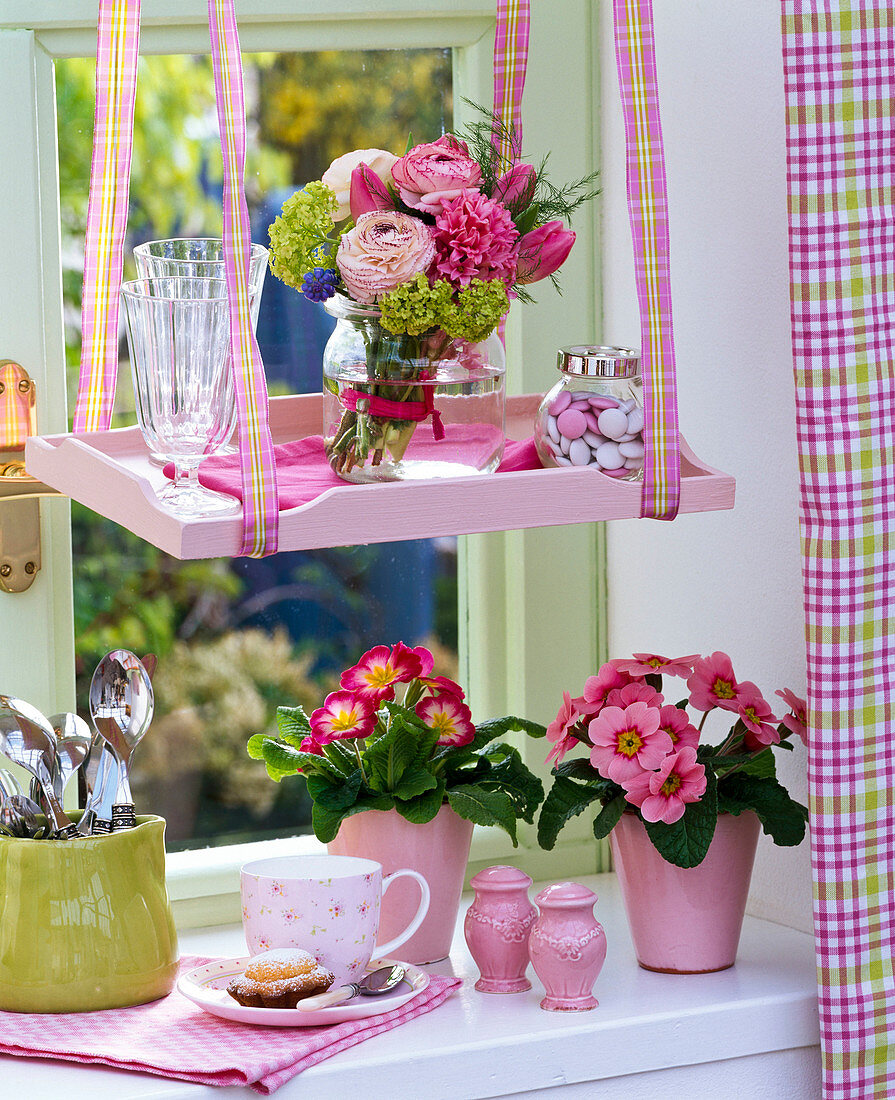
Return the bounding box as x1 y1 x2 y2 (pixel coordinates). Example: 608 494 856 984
75 0 278 556
782 4 895 1095
492 0 529 173
207 0 278 557
73 0 141 433
612 0 681 520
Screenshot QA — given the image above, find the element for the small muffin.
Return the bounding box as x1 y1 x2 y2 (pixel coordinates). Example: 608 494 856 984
227 948 335 1009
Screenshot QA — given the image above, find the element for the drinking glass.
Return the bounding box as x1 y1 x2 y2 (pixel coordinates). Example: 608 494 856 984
133 238 268 324
121 276 240 518
133 238 267 462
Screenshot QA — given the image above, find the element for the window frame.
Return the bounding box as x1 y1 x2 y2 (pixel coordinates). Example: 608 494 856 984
1 0 605 924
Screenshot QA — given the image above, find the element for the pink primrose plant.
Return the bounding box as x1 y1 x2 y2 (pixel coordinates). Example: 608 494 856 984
415 692 476 747
538 650 810 869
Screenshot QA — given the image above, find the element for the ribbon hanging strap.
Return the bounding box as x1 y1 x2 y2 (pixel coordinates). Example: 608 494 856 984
613 0 681 520
74 0 142 433
208 0 279 557
492 0 530 173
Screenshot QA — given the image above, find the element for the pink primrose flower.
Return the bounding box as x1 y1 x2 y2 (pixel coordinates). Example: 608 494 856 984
416 692 476 747
299 736 325 757
656 703 700 752
613 652 700 679
687 651 741 713
515 220 575 284
391 134 482 216
776 688 808 745
622 746 707 825
340 643 424 703
588 701 672 784
605 681 665 710
310 690 377 745
582 663 635 714
546 691 583 765
337 211 436 304
737 682 780 749
424 674 465 699
432 191 519 288
349 163 396 220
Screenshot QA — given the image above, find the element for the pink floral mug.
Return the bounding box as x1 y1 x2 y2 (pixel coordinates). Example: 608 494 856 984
240 854 430 986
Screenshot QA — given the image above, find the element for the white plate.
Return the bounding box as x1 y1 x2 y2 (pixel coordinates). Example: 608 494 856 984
177 956 430 1027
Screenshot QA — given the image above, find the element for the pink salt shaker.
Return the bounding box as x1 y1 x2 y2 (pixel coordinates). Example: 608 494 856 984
464 865 537 993
528 882 606 1011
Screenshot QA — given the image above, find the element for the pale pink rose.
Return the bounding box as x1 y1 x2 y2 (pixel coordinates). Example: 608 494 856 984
391 134 482 215
337 212 436 304
322 148 398 220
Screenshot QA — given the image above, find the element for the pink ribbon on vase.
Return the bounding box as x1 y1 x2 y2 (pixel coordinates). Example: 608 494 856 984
339 388 445 441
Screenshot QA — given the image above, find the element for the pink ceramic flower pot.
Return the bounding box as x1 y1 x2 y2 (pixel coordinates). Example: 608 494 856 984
328 804 474 964
609 811 761 974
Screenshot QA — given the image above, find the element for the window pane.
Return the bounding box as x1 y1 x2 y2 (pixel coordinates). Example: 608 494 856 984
59 49 457 849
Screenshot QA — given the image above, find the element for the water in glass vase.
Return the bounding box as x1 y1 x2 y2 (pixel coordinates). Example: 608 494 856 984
322 297 506 484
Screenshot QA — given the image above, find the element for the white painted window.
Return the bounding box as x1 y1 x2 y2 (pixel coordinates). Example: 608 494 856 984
0 1 604 918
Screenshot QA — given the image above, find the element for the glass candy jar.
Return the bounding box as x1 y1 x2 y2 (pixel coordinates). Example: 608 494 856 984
534 345 644 479
322 294 506 484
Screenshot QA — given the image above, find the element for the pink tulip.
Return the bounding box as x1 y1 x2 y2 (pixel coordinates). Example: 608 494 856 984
491 163 536 209
349 163 395 220
515 220 576 284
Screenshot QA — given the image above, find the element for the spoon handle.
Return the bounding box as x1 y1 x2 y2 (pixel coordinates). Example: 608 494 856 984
294 984 359 1012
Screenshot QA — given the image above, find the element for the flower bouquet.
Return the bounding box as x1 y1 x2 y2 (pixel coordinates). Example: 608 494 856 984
537 651 809 868
247 641 546 844
268 115 598 480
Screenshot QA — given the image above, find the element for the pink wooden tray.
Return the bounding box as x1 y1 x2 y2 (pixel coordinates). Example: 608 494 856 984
24 393 735 560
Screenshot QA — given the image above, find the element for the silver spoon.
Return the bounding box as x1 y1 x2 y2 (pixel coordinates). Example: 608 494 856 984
1 792 46 838
87 651 154 830
0 696 78 839
49 712 92 800
295 964 407 1012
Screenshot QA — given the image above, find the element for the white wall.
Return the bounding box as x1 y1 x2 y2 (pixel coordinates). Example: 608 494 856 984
598 1 812 932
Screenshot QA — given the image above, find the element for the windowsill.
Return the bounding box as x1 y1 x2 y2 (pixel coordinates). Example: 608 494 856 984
0 872 820 1099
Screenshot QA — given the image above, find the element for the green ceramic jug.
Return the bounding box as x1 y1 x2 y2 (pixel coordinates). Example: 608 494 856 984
0 813 178 1013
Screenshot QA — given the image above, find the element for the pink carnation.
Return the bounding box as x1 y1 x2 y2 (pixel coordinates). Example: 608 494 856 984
432 191 519 288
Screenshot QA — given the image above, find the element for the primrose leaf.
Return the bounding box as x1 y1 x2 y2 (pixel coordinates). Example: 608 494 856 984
395 785 445 823
592 793 626 840
392 766 438 801
447 784 518 845
537 774 605 850
643 770 718 868
276 705 311 741
717 772 808 847
479 744 544 823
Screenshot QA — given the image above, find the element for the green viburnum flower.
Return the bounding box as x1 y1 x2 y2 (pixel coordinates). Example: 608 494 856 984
268 182 340 293
441 278 510 342
378 274 454 336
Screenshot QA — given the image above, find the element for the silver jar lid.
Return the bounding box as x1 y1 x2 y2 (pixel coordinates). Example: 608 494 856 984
557 345 641 378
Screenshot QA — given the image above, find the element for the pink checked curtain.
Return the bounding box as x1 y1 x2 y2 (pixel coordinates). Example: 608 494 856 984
782 3 895 1095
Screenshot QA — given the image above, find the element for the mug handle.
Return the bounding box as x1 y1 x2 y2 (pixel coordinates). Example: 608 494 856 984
374 868 431 957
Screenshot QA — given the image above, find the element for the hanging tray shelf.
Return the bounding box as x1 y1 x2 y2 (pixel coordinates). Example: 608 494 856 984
23 394 734 560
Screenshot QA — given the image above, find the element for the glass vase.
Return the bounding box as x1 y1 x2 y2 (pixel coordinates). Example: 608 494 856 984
322 295 506 483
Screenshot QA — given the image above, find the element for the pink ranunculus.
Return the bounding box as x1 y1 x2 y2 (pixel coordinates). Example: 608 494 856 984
515 220 576 284
605 681 665 710
391 134 482 215
737 681 780 749
613 652 701 679
322 147 398 221
656 703 700 752
310 690 378 745
349 163 396 220
431 190 519 288
622 746 707 825
337 211 436 303
416 692 475 747
588 701 672 784
546 691 582 765
687 651 740 713
776 688 808 745
491 163 537 210
340 643 424 703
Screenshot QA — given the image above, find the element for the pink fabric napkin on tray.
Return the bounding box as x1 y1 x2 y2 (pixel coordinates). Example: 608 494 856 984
0 956 462 1094
164 435 541 511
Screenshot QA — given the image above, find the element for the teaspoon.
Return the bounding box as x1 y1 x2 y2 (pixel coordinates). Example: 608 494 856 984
295 964 407 1012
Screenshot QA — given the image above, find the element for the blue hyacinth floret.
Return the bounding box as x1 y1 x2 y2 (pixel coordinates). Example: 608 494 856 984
301 267 339 302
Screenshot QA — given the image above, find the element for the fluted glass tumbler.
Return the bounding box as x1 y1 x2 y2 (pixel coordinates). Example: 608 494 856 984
121 276 240 519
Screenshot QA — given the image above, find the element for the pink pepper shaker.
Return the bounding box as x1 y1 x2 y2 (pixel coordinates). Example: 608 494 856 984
464 865 537 993
528 882 607 1011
